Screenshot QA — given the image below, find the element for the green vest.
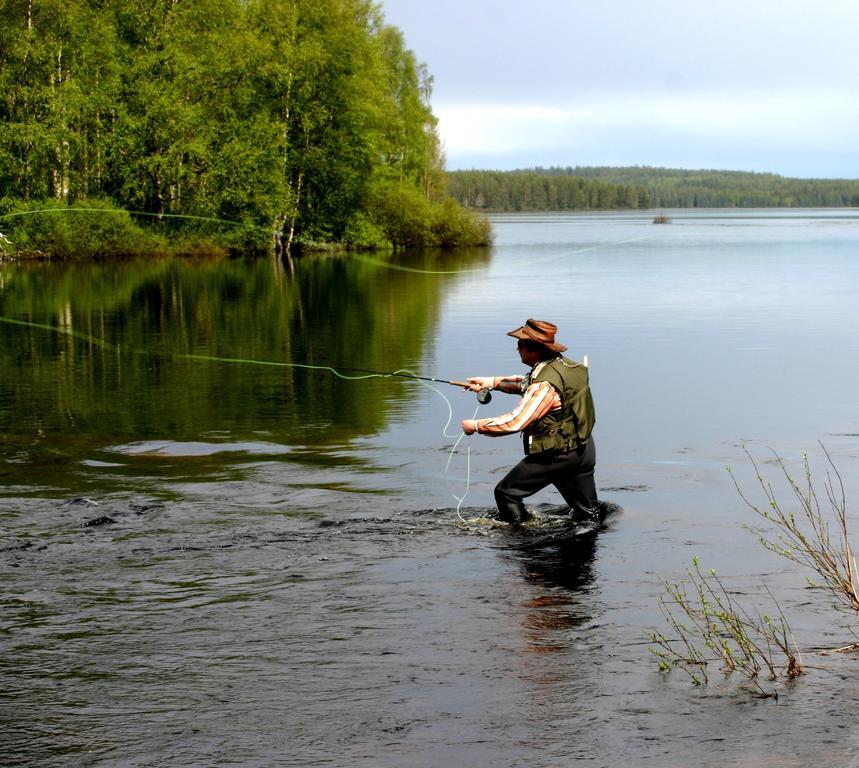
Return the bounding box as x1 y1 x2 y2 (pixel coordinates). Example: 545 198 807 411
523 356 596 455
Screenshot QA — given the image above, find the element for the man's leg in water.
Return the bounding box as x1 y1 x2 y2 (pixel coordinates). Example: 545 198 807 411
495 440 598 524
553 437 598 519
494 454 555 523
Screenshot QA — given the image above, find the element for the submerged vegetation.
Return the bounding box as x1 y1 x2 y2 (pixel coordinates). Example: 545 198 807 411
732 446 859 617
650 559 803 696
448 166 859 211
0 0 490 258
653 446 859 695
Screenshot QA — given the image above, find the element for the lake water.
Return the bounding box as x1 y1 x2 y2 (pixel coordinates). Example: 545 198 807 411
3 209 859 766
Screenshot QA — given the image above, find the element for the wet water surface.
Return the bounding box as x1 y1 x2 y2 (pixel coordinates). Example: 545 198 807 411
4 210 859 766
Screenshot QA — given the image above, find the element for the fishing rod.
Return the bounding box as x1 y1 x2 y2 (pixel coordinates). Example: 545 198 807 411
332 366 493 404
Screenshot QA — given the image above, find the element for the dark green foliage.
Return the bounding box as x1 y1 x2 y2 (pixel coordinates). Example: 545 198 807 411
567 167 859 207
0 0 488 257
0 198 165 258
363 180 492 249
430 197 492 248
364 181 432 248
342 211 389 250
447 170 649 211
449 166 859 211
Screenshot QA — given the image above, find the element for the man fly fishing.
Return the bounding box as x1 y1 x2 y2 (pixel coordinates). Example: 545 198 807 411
460 319 599 525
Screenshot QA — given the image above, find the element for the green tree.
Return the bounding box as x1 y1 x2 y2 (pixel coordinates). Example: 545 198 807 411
0 0 490 256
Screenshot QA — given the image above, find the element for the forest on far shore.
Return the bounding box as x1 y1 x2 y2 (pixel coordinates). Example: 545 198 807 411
447 166 859 211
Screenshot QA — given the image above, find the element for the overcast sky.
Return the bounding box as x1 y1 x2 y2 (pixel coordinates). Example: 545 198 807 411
380 0 859 178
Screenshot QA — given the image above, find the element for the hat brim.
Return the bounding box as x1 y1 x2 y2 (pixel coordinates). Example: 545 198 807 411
507 326 567 353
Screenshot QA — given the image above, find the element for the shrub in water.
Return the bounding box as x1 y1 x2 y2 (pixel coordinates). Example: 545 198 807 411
364 180 492 249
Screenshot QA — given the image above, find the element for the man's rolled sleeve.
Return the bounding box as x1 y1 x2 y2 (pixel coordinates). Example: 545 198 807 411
476 381 560 436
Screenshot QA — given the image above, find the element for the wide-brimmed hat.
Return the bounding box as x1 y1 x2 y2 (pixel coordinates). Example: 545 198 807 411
507 318 567 353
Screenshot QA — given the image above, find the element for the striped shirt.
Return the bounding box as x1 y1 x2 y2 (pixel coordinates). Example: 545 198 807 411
474 369 562 436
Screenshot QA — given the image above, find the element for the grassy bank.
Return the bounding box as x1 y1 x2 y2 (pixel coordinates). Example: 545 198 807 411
0 197 492 261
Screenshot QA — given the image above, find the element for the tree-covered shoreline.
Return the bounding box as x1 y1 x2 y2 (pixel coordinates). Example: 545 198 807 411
447 166 859 211
447 170 650 212
0 0 490 259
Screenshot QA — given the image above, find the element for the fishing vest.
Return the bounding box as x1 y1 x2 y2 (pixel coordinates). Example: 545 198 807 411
523 356 596 455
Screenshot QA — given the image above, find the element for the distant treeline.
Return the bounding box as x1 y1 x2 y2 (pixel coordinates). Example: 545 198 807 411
446 171 650 211
0 0 489 258
447 166 859 211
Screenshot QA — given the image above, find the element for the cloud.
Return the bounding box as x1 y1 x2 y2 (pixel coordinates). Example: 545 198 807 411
436 104 601 156
382 0 859 175
436 91 859 175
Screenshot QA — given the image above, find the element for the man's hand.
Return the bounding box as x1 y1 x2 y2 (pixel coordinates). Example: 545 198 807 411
464 376 495 393
461 419 478 435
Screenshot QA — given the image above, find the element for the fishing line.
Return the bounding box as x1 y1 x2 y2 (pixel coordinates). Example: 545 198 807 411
349 252 482 275
177 353 385 380
407 375 482 523
452 408 482 523
453 446 471 523
1 315 481 517
0 316 117 350
498 235 653 274
524 234 653 267
0 208 248 228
